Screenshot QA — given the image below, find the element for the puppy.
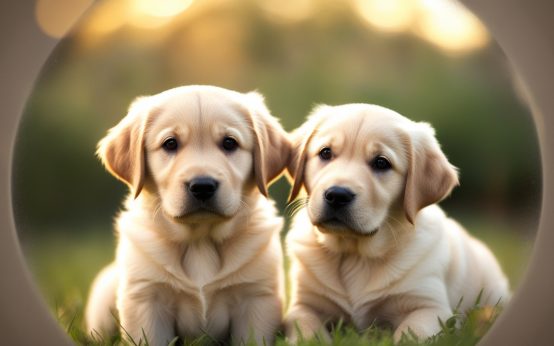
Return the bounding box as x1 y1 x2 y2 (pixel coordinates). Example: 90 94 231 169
284 104 510 342
85 85 290 345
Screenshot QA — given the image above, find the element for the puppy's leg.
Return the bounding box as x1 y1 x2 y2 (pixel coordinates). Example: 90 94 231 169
393 306 452 342
285 304 330 344
118 282 175 346
85 263 118 338
231 294 282 346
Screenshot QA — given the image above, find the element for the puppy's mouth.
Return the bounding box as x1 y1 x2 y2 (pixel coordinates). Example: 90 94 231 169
315 216 379 238
166 205 231 223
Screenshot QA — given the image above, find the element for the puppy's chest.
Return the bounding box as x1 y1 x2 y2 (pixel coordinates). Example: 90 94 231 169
331 257 387 330
339 256 373 299
337 256 385 316
181 241 221 286
175 241 226 336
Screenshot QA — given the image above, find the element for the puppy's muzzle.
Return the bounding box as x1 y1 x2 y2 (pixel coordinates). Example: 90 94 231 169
324 186 356 209
187 176 219 201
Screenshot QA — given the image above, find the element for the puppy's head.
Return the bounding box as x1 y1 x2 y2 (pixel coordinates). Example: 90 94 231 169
289 104 458 238
97 85 290 224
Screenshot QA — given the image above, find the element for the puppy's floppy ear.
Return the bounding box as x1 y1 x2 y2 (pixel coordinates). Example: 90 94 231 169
288 105 328 202
287 126 311 202
404 122 459 224
96 96 153 198
244 91 291 196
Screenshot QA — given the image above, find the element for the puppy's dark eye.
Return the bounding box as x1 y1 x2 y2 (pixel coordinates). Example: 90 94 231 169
162 137 178 152
319 147 333 161
222 136 239 152
371 155 392 171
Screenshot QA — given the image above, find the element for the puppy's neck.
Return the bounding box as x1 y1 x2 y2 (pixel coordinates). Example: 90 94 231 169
314 210 414 260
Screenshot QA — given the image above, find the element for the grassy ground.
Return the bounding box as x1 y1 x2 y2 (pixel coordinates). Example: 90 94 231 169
20 217 533 345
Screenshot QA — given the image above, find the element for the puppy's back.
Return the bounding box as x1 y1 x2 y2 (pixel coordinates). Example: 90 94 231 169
443 217 511 311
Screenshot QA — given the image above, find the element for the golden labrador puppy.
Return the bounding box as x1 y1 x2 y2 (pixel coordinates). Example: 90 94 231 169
285 104 510 342
85 85 290 345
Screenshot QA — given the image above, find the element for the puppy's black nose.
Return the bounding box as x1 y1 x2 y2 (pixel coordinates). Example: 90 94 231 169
324 186 355 209
187 177 219 201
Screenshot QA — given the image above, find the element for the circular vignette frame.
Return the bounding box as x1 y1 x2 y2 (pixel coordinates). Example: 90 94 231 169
0 1 553 345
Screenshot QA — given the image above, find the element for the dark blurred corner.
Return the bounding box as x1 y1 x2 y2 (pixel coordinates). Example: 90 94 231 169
0 0 72 344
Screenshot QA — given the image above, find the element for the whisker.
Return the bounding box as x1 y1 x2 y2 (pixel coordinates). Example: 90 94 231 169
384 215 406 248
384 221 399 248
239 195 253 226
285 197 309 217
152 197 163 219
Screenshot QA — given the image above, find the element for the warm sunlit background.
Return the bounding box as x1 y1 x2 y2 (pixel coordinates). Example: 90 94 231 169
35 0 490 53
15 0 539 342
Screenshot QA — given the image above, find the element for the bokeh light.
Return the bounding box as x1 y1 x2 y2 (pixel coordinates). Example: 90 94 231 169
35 0 93 38
415 0 489 53
38 0 195 40
350 0 489 53
258 0 315 23
128 0 193 29
79 0 129 37
353 0 417 33
134 0 193 18
36 0 489 55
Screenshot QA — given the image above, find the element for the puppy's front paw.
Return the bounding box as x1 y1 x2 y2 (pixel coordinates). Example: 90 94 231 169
284 312 330 345
393 307 450 343
393 326 422 344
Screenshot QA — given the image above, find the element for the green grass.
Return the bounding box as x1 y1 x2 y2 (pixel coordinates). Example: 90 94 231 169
22 230 116 306
44 297 504 346
20 217 533 345
275 299 503 346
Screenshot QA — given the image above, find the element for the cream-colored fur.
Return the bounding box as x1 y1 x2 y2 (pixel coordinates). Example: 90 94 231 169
285 104 510 342
85 85 290 346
